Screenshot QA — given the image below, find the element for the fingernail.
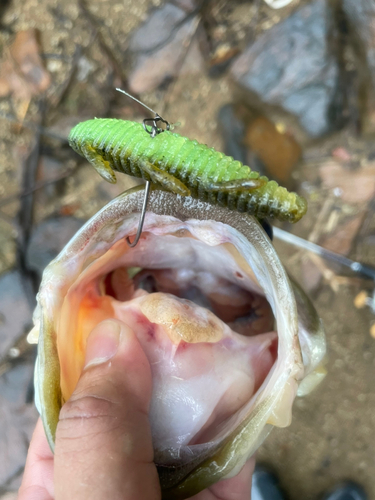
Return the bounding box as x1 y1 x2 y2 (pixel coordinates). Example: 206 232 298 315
84 320 120 369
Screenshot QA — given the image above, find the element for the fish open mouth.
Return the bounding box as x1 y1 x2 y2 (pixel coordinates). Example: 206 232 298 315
63 224 278 450
34 188 322 499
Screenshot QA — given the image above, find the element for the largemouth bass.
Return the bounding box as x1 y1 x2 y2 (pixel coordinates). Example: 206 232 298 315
30 187 326 499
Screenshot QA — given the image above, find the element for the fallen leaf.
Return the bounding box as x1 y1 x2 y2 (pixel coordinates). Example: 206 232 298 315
319 161 375 204
319 212 366 256
0 29 50 101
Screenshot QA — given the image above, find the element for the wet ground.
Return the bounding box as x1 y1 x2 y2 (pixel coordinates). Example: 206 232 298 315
0 0 374 498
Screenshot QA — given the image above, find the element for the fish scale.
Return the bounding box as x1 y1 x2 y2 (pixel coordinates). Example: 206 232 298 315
69 118 307 223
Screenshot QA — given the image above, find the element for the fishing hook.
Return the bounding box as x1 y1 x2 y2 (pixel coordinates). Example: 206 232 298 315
115 88 169 247
126 180 151 248
115 88 170 247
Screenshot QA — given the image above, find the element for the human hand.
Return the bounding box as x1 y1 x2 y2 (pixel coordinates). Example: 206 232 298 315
18 319 254 500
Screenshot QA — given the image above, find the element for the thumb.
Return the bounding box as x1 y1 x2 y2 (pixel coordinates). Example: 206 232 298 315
54 319 161 500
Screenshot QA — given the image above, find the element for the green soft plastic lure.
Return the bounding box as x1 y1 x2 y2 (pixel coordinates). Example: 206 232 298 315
69 118 307 223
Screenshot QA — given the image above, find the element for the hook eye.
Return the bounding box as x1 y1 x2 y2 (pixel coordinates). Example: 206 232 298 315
143 115 170 137
155 114 170 132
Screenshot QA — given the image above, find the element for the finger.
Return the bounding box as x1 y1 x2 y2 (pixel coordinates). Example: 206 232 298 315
18 418 54 500
54 319 161 500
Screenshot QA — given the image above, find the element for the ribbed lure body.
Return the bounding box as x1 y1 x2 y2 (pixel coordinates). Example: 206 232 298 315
69 118 307 222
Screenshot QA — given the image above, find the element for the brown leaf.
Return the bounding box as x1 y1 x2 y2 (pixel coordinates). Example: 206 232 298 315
0 29 50 100
244 116 301 183
319 161 375 204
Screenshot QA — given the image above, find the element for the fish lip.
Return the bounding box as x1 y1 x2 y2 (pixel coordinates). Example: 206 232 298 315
35 187 304 496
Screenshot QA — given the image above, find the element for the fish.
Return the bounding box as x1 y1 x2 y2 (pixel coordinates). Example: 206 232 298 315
29 187 326 499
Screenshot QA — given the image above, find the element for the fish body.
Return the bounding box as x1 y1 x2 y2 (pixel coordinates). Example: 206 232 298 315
31 188 325 499
69 119 307 223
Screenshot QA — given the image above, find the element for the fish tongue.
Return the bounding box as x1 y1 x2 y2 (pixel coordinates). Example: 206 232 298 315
111 291 277 452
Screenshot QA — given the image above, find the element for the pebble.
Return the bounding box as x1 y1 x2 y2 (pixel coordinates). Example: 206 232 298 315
231 0 342 137
128 3 205 93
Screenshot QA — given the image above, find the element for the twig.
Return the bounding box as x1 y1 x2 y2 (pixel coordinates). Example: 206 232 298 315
0 111 68 142
308 195 336 243
0 166 77 209
16 99 45 304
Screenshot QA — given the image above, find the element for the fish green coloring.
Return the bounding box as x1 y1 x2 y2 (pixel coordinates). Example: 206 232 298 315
69 118 307 223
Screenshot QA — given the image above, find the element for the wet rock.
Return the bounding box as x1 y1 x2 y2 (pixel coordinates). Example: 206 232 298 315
244 116 301 183
231 0 342 137
26 217 84 277
0 272 32 359
342 0 375 133
217 104 267 177
128 3 205 94
217 104 247 164
0 362 38 489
